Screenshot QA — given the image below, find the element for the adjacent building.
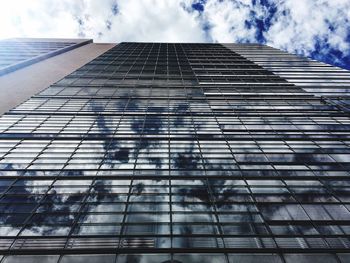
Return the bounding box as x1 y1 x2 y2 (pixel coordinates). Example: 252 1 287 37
0 38 116 115
0 41 349 262
0 38 93 76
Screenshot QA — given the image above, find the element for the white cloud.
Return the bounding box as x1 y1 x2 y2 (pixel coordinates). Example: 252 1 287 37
193 0 350 66
0 1 80 39
0 0 349 67
101 0 207 42
194 0 272 43
263 0 350 57
0 0 207 42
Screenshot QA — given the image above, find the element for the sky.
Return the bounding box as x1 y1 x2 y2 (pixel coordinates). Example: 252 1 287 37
0 0 349 70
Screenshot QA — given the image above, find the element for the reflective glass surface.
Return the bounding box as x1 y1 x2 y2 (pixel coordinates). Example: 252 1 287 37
0 42 349 262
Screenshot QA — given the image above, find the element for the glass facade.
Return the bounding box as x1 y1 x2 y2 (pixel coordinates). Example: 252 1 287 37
0 42 349 262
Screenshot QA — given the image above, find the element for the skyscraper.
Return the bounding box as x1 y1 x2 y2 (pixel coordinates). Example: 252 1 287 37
0 41 349 263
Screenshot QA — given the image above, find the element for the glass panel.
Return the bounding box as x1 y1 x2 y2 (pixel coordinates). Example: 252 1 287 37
2 255 59 263
60 255 116 263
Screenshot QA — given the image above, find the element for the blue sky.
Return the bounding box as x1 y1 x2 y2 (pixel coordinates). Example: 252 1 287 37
1 0 349 70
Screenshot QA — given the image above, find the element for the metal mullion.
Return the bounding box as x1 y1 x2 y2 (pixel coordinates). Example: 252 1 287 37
289 110 346 172
154 42 160 78
138 43 152 81
308 132 350 208
60 177 97 253
110 44 132 76
266 102 342 250
49 95 77 114
203 86 243 172
117 91 148 249
167 92 173 252
0 138 24 166
187 92 225 251
0 176 28 213
22 112 74 169
3 230 350 240
55 91 111 248
245 179 288 254
175 44 185 88
123 44 143 82
117 178 134 249
98 45 122 76
46 115 87 172
216 56 286 255
87 95 128 173
203 87 263 256
282 179 339 252
238 100 289 261
319 179 350 222
203 177 226 249
190 45 232 263
298 165 350 241
35 115 74 133
52 89 119 251
24 97 51 112
9 177 58 250
1 115 27 134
